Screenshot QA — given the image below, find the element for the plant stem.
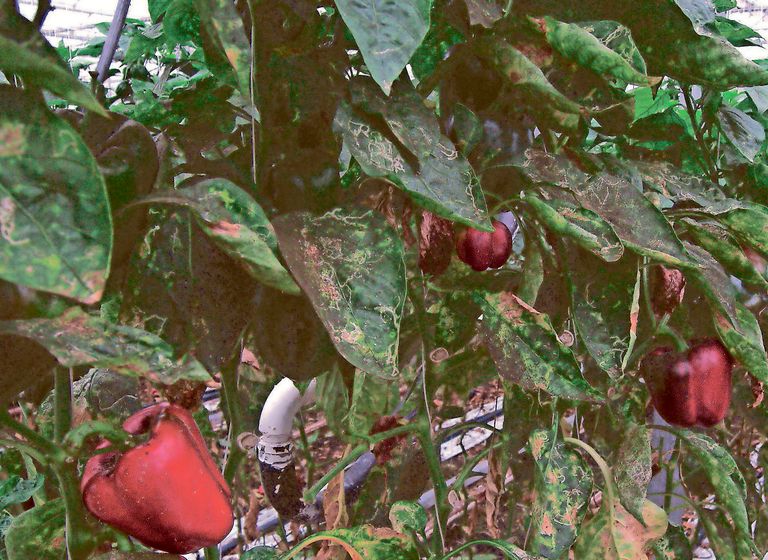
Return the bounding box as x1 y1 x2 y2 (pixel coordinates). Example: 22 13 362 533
416 420 448 556
221 354 245 485
55 461 98 560
53 367 72 444
204 545 220 560
682 86 718 182
303 423 418 504
0 409 64 463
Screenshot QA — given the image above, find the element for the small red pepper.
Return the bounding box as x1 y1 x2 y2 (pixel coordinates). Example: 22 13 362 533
641 339 734 427
81 403 233 554
455 220 513 271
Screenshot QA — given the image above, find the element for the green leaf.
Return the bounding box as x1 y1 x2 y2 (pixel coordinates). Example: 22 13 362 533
713 0 736 12
164 0 201 46
389 501 428 533
681 219 768 290
91 554 186 560
481 39 582 115
524 193 624 262
613 422 651 521
0 88 112 304
673 0 716 32
289 525 419 559
683 241 741 327
671 429 754 553
709 16 763 47
568 173 692 267
0 476 43 510
273 209 407 380
149 0 174 21
717 105 765 162
194 0 252 99
135 179 300 294
527 428 593 559
566 249 637 378
346 369 398 438
335 0 430 94
518 235 544 306
580 21 648 75
714 297 768 385
443 540 544 559
349 79 441 160
0 16 105 116
4 499 65 560
239 548 280 560
0 307 210 385
708 200 768 260
315 367 351 439
572 498 667 559
650 524 693 560
334 101 492 231
542 17 656 86
474 291 602 401
515 151 691 267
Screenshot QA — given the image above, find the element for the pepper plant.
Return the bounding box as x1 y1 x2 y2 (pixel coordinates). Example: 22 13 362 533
1 0 768 558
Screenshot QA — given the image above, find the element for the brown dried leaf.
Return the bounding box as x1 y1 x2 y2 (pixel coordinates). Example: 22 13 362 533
418 210 454 276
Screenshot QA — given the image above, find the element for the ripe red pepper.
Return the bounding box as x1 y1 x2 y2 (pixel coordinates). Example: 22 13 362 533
455 220 513 271
641 339 734 427
81 403 233 554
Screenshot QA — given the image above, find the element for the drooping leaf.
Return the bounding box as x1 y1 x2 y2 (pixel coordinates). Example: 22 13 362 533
524 192 624 262
288 525 419 559
717 105 765 162
444 540 545 559
474 291 602 401
671 429 754 553
681 219 768 290
335 0 430 94
613 422 652 521
566 249 637 378
579 20 648 75
334 101 492 230
134 178 300 294
709 16 764 47
4 499 65 560
273 209 406 380
541 17 656 86
0 476 44 510
194 0 252 99
673 0 716 32
572 498 668 559
0 308 210 385
0 88 111 304
0 15 105 115
346 369 398 438
714 298 768 385
527 428 593 559
164 0 201 45
683 242 740 327
481 38 582 115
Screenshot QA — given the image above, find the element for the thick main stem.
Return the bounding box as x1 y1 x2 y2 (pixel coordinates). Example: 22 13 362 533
221 355 245 485
53 367 72 444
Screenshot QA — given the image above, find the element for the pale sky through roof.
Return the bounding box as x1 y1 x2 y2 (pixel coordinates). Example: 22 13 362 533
14 0 768 59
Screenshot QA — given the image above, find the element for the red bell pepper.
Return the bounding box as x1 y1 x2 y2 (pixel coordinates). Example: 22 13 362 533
455 220 513 271
641 339 734 428
81 403 233 554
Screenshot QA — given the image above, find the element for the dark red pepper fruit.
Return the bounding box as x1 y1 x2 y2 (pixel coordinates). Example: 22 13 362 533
81 403 233 554
651 265 686 318
641 339 734 428
455 220 513 271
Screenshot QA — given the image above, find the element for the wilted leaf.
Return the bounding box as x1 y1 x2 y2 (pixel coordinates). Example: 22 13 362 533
465 0 503 28
336 0 430 95
389 501 427 533
0 88 111 304
274 209 406 379
527 428 593 558
474 291 602 401
288 525 419 559
0 15 105 115
0 307 210 385
0 475 44 510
